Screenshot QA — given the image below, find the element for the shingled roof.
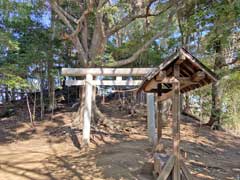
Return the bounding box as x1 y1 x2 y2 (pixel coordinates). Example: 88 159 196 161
139 48 218 93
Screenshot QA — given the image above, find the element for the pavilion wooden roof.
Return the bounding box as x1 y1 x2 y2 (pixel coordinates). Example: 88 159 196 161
139 48 218 93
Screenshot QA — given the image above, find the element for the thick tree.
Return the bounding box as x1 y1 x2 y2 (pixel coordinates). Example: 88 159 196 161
50 0 178 67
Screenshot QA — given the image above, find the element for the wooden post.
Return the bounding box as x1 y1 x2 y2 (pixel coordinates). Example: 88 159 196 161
147 93 155 144
173 64 181 180
157 84 162 142
82 74 93 146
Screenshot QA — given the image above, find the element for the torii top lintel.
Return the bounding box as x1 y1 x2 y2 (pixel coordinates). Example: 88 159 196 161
62 68 157 77
138 48 218 94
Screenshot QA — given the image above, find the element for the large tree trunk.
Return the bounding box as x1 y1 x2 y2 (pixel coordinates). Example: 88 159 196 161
207 41 222 127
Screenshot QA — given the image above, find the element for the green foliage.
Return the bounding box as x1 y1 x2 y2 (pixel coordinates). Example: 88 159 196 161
221 71 240 133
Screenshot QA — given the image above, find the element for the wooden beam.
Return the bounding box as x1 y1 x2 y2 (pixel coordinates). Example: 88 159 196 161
82 74 93 146
157 90 174 102
147 88 172 93
180 160 194 180
66 80 143 86
64 77 196 88
144 79 158 91
116 76 122 81
157 84 162 141
166 66 173 76
191 71 205 82
176 53 186 65
147 93 156 144
157 77 179 84
178 77 192 84
66 80 85 86
157 155 176 180
173 64 181 180
156 71 166 81
62 68 156 76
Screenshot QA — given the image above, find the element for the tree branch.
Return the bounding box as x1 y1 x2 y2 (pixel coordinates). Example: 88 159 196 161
106 4 171 36
56 3 78 24
51 0 88 65
70 1 94 38
51 1 74 32
89 1 106 61
104 13 174 67
220 57 239 68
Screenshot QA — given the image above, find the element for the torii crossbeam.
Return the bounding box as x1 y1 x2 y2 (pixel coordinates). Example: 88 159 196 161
62 67 156 145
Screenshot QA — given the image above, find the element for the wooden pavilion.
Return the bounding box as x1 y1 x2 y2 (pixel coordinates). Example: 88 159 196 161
138 48 217 180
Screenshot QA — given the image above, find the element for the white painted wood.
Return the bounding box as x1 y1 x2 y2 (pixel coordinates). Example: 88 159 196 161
66 80 85 86
147 93 155 144
66 80 143 86
82 74 93 146
116 76 122 81
62 68 156 76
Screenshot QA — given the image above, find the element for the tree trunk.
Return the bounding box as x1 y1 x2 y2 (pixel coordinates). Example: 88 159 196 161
5 85 9 102
40 62 45 120
47 60 55 112
207 41 222 127
12 88 16 101
207 81 222 126
47 11 56 113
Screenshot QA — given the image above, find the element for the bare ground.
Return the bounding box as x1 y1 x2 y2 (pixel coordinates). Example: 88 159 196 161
0 100 239 180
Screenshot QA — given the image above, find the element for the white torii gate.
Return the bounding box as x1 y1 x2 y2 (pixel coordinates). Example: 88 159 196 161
62 67 157 145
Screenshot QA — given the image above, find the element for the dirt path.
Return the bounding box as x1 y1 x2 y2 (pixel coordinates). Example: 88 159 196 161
0 102 154 180
160 116 240 180
0 101 240 180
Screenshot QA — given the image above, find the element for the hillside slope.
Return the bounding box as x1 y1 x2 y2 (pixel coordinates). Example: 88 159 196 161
0 100 239 180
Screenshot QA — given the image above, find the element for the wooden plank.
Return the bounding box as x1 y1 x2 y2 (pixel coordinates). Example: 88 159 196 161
157 155 176 180
156 71 166 81
66 80 85 86
180 81 198 90
178 77 192 84
176 53 186 64
62 68 156 76
158 76 194 84
180 160 194 180
147 88 171 93
66 80 143 86
191 71 205 82
157 77 179 84
145 79 158 91
82 74 93 146
147 93 156 144
173 64 181 180
116 76 122 81
157 90 173 102
157 84 162 141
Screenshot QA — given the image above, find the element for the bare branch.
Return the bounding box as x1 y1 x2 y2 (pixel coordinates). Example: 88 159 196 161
51 0 88 65
56 4 78 24
106 4 172 36
51 1 74 32
103 12 174 67
107 31 168 67
220 57 239 68
71 1 94 38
